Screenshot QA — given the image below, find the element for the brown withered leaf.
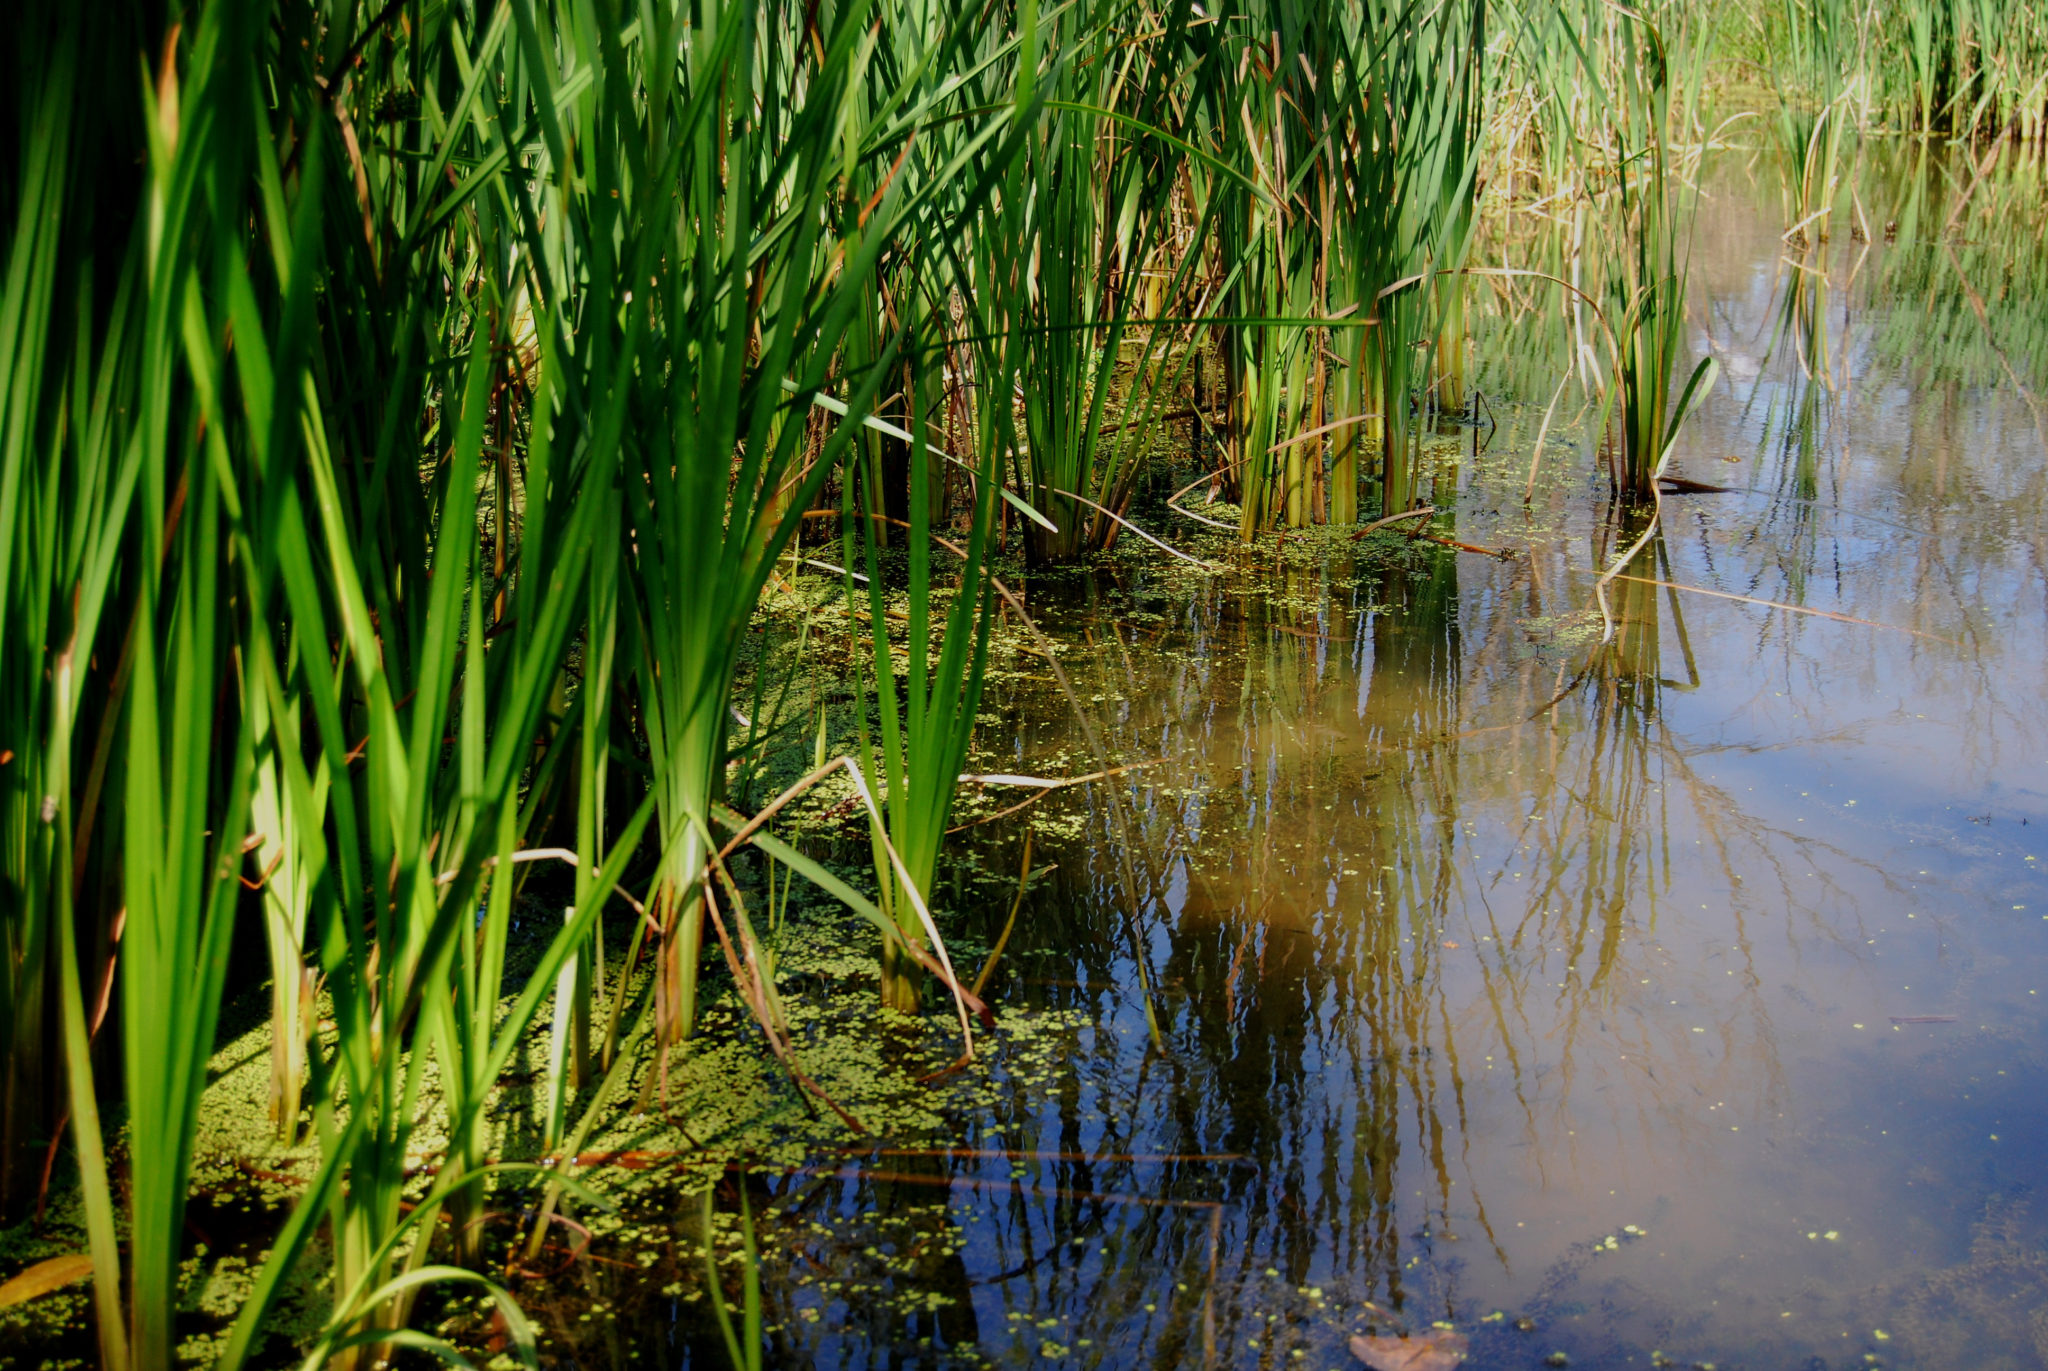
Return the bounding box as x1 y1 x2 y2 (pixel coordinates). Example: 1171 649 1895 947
1348 1329 1470 1371
0 1254 95 1308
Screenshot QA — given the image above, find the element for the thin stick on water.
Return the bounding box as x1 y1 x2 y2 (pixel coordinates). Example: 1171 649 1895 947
1609 575 1953 642
947 761 1163 833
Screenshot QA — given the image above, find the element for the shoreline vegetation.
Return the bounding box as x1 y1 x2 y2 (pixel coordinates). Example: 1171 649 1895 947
1 0 2044 1365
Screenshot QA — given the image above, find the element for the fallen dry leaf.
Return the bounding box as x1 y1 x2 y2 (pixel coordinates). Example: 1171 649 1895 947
1349 1329 1470 1371
0 1254 95 1308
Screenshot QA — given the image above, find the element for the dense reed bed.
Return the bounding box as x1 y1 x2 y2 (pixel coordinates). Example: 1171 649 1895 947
1 0 2044 1365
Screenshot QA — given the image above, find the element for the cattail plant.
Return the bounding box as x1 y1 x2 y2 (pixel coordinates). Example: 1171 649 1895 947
1598 9 1721 503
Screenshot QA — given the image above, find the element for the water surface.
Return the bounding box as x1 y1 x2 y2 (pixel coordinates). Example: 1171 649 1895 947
710 143 2048 1371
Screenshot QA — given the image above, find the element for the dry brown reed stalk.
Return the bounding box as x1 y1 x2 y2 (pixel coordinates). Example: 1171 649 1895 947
710 755 994 1037
1419 533 1519 558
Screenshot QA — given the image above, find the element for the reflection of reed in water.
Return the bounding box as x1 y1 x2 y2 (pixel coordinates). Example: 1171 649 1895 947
1342 547 1493 1310
963 545 1502 1332
1716 230 1841 616
1486 523 1807 1153
1158 548 1491 1313
1552 532 1678 1009
861 500 1920 1363
980 539 1766 1325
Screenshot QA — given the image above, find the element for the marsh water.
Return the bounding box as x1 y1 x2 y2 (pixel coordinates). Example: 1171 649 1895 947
656 145 2048 1370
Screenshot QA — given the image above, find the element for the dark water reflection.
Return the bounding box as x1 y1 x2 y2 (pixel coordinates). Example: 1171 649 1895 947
703 145 2048 1370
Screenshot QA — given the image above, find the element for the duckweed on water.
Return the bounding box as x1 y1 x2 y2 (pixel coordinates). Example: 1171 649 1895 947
2 877 1101 1367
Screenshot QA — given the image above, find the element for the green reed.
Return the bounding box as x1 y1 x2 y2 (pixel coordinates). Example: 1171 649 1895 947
996 1 1216 558
1598 8 1720 503
846 329 1003 1014
1331 0 1489 521
1762 0 1856 239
